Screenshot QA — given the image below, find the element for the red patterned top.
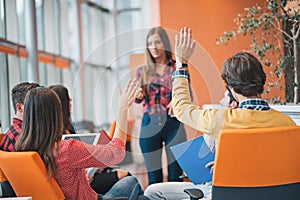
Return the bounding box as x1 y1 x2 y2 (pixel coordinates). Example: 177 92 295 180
55 138 125 200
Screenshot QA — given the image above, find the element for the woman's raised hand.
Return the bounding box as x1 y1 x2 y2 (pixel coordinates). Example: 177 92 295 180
118 79 139 110
175 27 196 63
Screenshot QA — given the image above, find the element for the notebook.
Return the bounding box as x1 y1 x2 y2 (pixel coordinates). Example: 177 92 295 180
170 136 215 184
62 133 102 178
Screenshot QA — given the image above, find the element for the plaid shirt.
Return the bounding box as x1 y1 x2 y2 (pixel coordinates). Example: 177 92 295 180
0 118 22 152
135 60 175 115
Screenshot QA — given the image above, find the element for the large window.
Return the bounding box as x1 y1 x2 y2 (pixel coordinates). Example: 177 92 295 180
0 0 151 131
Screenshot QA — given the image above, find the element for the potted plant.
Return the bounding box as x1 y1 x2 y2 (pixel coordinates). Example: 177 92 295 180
217 0 300 104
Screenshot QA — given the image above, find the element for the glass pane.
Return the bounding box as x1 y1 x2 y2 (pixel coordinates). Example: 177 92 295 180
19 57 27 81
44 0 58 54
116 0 141 9
72 63 83 122
67 0 79 61
117 11 134 69
8 55 21 121
88 8 105 65
0 53 8 131
54 0 60 54
6 0 18 43
39 62 47 86
116 0 130 9
46 63 61 85
84 64 94 122
91 65 108 126
100 0 113 9
36 0 45 50
85 0 110 8
118 12 133 32
16 0 25 45
8 55 21 88
61 62 75 93
39 62 62 86
81 3 90 60
0 0 5 38
60 0 69 57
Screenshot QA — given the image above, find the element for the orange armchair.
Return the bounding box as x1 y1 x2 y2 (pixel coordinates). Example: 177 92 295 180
185 126 300 200
0 151 65 200
211 126 300 200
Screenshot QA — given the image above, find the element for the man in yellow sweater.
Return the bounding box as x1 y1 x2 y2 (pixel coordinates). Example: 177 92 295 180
144 27 296 200
172 27 296 143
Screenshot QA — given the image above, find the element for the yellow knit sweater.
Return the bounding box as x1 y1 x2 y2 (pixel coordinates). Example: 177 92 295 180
172 78 296 141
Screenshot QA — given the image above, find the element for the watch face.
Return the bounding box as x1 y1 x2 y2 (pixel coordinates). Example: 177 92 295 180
176 62 187 69
176 62 183 69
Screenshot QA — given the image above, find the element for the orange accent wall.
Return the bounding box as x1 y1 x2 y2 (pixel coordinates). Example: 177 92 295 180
158 0 282 105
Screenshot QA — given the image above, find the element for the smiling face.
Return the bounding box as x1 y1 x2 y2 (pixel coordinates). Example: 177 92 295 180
147 33 166 61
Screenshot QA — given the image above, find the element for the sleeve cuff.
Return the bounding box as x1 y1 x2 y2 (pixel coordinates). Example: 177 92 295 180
172 69 190 81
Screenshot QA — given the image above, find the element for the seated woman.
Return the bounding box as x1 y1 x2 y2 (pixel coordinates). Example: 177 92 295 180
49 84 132 195
15 80 144 200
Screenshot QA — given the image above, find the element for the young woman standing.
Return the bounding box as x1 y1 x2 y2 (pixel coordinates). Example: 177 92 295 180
135 27 187 185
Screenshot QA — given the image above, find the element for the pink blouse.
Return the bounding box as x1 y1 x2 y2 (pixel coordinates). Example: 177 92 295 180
54 138 125 200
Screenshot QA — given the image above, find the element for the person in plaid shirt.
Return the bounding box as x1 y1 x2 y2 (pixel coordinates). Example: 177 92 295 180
0 82 40 152
0 82 39 197
135 27 187 185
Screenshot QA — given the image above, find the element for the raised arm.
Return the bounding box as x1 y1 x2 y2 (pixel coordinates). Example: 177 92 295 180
172 28 224 137
175 27 196 65
113 79 139 143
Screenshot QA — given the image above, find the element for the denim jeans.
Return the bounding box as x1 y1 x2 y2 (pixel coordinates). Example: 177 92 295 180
140 113 187 185
99 176 143 200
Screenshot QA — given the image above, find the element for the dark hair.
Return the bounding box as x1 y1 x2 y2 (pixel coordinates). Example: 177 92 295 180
15 87 63 178
140 27 173 95
49 85 75 134
11 82 40 113
221 52 266 97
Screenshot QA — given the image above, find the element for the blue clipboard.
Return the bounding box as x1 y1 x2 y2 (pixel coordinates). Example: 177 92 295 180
170 136 214 184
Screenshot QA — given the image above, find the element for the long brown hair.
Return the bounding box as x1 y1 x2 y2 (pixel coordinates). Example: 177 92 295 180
15 87 64 178
140 27 173 95
49 85 75 134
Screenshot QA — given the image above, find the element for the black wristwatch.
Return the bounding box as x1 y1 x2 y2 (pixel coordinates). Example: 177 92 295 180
176 62 188 69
